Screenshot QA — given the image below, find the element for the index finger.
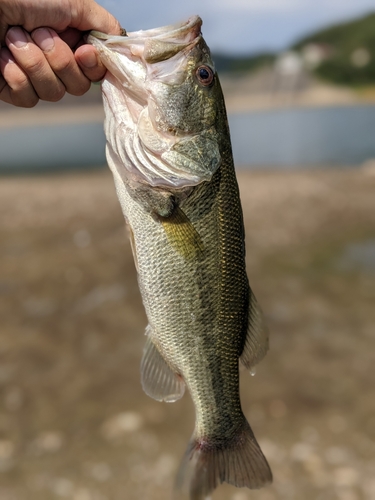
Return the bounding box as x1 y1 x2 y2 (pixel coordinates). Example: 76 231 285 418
1 0 122 42
69 0 122 35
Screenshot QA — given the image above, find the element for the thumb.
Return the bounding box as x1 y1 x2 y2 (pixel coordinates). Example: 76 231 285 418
75 45 107 82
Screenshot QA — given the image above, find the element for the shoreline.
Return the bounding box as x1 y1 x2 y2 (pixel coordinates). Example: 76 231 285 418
0 76 374 127
1 97 374 129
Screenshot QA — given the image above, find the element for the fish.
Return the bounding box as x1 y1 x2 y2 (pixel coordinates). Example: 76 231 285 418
88 16 272 499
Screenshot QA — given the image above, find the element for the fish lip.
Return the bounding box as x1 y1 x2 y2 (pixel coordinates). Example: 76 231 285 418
88 30 113 41
88 15 202 44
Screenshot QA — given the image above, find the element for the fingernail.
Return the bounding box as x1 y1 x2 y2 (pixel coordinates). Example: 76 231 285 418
0 47 14 63
31 28 55 52
80 51 98 69
6 27 28 48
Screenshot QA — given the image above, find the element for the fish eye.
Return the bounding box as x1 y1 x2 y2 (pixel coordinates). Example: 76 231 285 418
196 65 215 87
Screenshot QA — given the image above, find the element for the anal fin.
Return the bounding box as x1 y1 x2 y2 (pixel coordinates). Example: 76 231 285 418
240 290 269 371
141 327 185 403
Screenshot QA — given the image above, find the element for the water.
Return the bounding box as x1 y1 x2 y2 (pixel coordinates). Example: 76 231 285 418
0 122 106 173
2 104 375 172
230 104 375 167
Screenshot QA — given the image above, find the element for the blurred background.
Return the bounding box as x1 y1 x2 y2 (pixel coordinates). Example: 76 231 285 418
1 1 375 499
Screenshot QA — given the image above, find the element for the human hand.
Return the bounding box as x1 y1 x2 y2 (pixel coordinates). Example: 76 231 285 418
0 0 122 107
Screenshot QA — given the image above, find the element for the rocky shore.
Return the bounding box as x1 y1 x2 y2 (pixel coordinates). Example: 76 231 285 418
1 168 375 500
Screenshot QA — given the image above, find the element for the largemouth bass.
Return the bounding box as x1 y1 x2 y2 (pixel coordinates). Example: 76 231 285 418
88 16 272 499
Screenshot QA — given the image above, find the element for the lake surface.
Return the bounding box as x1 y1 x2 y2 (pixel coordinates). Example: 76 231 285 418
0 122 106 173
1 104 375 172
230 104 375 166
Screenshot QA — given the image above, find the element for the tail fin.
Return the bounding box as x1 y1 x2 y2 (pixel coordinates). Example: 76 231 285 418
175 419 272 500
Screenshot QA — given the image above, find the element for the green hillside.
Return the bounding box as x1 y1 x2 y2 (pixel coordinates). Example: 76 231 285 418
293 12 375 86
213 52 274 74
214 12 375 87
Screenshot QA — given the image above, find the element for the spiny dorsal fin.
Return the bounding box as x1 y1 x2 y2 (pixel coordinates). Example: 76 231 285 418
159 206 204 260
240 290 269 371
141 327 185 403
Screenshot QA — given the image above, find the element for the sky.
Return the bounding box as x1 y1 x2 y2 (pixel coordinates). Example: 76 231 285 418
98 0 375 55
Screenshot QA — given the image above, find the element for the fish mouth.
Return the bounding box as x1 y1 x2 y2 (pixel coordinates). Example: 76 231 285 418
88 16 202 94
89 15 202 41
89 16 202 63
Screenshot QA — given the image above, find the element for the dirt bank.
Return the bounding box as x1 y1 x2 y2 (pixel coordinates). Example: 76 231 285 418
1 168 375 500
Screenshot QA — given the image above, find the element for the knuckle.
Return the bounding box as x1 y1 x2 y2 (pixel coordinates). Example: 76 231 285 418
14 93 39 108
45 86 66 102
69 80 90 97
53 54 75 74
82 67 106 83
11 73 30 92
22 56 45 76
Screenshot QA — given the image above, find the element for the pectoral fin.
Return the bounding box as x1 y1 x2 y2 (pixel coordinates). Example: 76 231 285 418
240 290 269 370
159 206 204 260
141 327 185 403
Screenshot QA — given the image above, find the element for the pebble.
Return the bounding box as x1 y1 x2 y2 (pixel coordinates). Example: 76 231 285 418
88 462 112 482
64 266 83 285
361 159 375 176
258 439 286 464
362 477 375 497
73 229 91 248
0 440 15 461
302 452 323 475
23 297 57 317
76 284 127 313
4 387 23 412
248 403 265 424
73 488 93 500
301 426 320 443
335 489 359 500
258 492 277 500
0 365 16 384
80 490 108 500
290 442 314 462
152 454 175 484
324 446 351 465
333 467 359 488
51 478 74 497
231 492 249 500
328 415 348 434
30 431 64 455
101 411 143 441
269 399 288 419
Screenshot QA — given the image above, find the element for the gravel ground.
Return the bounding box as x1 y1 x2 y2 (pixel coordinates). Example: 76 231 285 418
1 167 375 500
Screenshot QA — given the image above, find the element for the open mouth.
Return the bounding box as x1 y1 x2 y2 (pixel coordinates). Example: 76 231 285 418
87 16 203 104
